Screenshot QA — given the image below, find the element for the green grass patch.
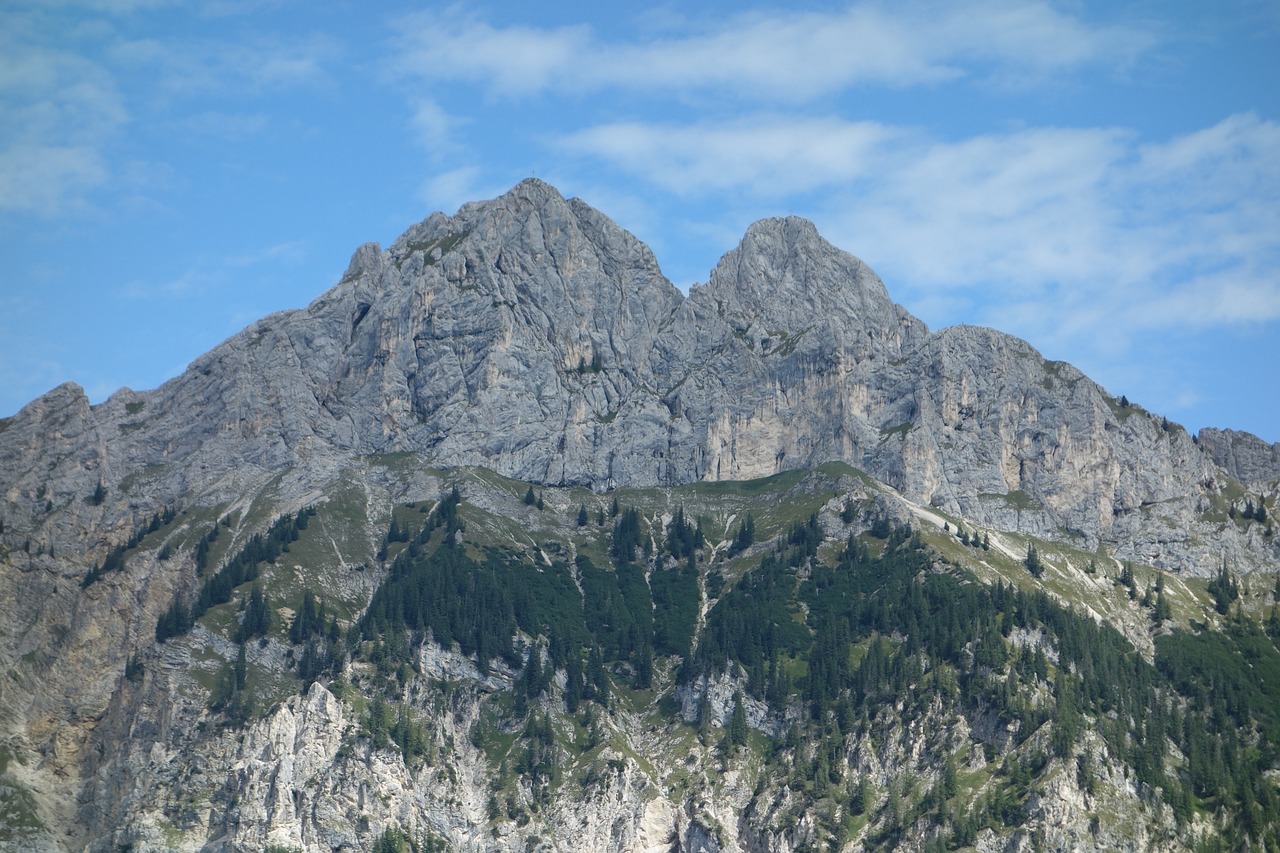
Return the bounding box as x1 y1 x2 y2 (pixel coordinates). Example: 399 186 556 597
0 779 44 837
118 463 171 495
406 231 470 265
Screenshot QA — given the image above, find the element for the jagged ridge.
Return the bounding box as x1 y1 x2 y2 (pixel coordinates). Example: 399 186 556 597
2 179 1273 579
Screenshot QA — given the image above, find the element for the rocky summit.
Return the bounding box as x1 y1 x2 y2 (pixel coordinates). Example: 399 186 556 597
0 180 1277 852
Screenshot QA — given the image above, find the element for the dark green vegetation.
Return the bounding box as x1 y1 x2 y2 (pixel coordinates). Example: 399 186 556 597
80 505 176 588
144 468 1280 851
155 507 315 642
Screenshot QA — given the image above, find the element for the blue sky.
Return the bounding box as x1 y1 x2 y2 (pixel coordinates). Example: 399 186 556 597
2 1 1277 443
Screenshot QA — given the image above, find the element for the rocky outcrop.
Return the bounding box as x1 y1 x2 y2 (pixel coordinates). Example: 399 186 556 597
1197 427 1280 485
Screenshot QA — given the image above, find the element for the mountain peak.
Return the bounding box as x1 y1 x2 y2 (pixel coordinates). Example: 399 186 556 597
504 176 565 204
704 212 926 353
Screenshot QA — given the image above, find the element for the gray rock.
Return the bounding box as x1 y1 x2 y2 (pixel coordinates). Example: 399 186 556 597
1197 427 1280 485
0 179 1273 580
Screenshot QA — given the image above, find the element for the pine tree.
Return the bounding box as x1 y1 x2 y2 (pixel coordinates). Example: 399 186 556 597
851 777 873 815
524 486 536 506
1025 543 1045 578
124 653 144 684
576 504 588 527
1208 560 1239 615
237 584 271 642
1117 561 1137 598
728 512 755 556
728 692 748 747
290 588 321 644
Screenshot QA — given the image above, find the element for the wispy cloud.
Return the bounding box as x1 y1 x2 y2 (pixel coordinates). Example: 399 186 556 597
0 22 126 214
830 113 1280 350
410 98 463 154
181 111 270 139
108 33 340 96
560 118 902 196
419 166 503 214
392 1 1155 100
0 3 339 216
121 240 308 300
0 145 109 214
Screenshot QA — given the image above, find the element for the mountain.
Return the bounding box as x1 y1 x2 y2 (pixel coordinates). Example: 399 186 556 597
0 180 1276 852
3 180 1271 570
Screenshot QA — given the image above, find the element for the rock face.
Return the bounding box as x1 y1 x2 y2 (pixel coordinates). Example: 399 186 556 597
1197 428 1280 485
0 179 1269 574
0 179 1276 852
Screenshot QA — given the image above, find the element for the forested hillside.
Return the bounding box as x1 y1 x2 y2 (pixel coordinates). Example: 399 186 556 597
89 465 1279 852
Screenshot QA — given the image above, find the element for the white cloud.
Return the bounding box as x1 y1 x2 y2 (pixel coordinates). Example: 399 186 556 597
0 144 109 214
392 16 590 96
419 166 489 213
835 126 1134 289
0 28 125 214
410 99 461 153
392 1 1155 100
560 118 903 196
109 33 338 95
0 3 342 216
226 241 307 267
831 113 1280 359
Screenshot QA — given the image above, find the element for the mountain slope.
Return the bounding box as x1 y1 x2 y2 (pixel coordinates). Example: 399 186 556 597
0 180 1277 852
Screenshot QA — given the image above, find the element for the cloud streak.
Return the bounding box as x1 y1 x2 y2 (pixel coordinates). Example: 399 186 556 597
0 3 341 216
393 1 1155 100
560 118 902 195
0 23 126 214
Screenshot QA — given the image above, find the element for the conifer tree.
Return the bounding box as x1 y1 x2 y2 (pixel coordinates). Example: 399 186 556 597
237 583 271 642
1025 543 1045 578
728 691 748 747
